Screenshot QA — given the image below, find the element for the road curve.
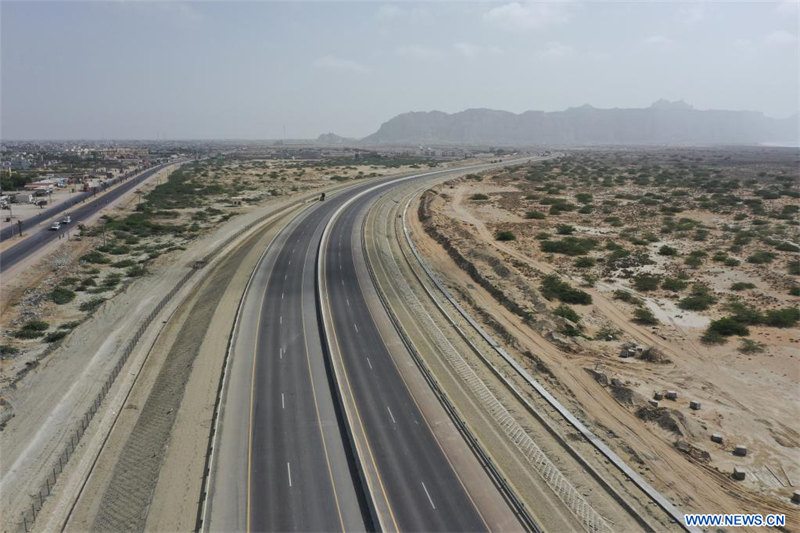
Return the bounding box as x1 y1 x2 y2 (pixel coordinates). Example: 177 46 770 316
206 161 532 532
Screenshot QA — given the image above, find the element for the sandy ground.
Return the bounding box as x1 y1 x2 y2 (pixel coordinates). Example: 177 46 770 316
410 149 799 525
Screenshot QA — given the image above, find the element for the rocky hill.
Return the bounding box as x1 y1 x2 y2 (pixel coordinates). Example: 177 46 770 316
362 100 798 146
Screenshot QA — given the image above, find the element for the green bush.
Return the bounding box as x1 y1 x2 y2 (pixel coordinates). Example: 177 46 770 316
540 237 597 256
788 260 800 276
724 257 741 267
661 278 688 292
112 259 136 268
126 265 147 277
706 317 750 337
613 290 643 305
80 250 110 264
0 344 20 356
50 287 76 305
525 210 546 219
738 339 766 354
725 301 763 325
677 284 717 311
470 193 489 201
633 308 658 325
540 274 592 305
632 274 661 292
658 245 679 256
59 321 81 330
79 298 105 312
747 250 776 264
684 255 703 268
574 257 596 268
555 224 575 235
553 304 581 323
763 307 800 328
495 230 516 242
44 330 68 343
730 282 756 291
13 320 49 339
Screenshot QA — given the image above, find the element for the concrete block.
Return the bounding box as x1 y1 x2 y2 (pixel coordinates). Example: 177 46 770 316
690 401 701 410
653 391 664 401
732 468 746 481
733 445 748 457
649 399 659 408
711 434 723 444
665 390 678 400
792 490 800 504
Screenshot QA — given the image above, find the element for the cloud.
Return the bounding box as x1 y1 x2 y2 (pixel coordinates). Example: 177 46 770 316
537 41 573 59
644 35 674 49
483 1 573 31
764 29 797 46
376 5 401 21
678 2 704 25
395 45 445 61
453 42 502 58
776 0 799 14
312 56 367 72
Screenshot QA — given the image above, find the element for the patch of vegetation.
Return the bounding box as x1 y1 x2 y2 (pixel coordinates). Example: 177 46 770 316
79 297 105 312
705 317 750 338
555 224 575 235
633 308 659 325
738 338 766 354
788 260 800 276
44 330 68 343
13 320 49 339
613 290 643 306
80 250 111 264
540 274 592 305
525 210 546 219
540 237 597 256
50 287 76 305
677 284 717 311
747 250 777 264
632 274 661 292
730 282 756 291
763 307 800 328
126 265 147 277
59 321 81 330
553 304 581 323
495 230 516 241
574 257 596 268
470 193 489 201
1 345 20 356
661 278 688 292
658 245 679 256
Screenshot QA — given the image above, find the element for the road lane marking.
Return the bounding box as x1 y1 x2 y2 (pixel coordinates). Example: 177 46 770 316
284 274 287 280
287 462 293 487
386 406 396 424
281 393 285 409
421 481 436 510
353 323 358 333
281 291 284 300
280 315 282 325
366 357 372 369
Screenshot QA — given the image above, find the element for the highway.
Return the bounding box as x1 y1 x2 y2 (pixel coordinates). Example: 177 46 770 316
205 164 516 532
0 162 176 272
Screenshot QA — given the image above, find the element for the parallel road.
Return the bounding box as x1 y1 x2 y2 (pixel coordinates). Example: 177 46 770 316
206 161 532 532
0 162 179 272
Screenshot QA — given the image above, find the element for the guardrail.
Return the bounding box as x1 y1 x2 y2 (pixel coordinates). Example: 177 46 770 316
400 195 696 533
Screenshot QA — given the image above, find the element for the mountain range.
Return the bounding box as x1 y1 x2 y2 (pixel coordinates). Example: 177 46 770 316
359 100 798 146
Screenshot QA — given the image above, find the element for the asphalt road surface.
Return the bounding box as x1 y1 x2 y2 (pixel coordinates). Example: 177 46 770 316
207 163 520 532
0 162 176 272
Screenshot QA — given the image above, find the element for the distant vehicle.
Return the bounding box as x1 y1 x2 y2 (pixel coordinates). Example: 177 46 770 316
320 192 326 201
61 215 72 224
13 193 33 204
36 199 47 207
49 221 61 231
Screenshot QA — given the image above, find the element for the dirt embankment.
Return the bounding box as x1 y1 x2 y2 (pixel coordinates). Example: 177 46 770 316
412 148 799 523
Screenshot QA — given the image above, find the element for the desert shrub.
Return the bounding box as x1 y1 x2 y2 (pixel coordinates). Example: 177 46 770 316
525 210 546 219
747 250 776 264
633 308 658 325
59 321 81 330
632 274 661 292
684 255 703 268
763 307 800 328
80 250 110 264
577 205 593 214
574 257 596 268
604 216 624 227
555 224 575 235
725 301 764 325
470 193 489 201
13 320 49 339
540 274 592 304
553 304 581 323
788 260 800 276
712 251 729 262
730 282 756 291
774 241 800 252
661 278 688 292
594 326 620 341
540 237 597 256
658 245 679 256
44 330 68 343
50 287 76 305
738 339 766 354
495 230 516 242
575 192 593 204
724 257 741 267
0 345 20 356
79 298 105 312
790 286 800 296
700 329 727 344
613 290 643 305
677 284 717 311
126 265 147 277
706 317 750 337
112 259 136 268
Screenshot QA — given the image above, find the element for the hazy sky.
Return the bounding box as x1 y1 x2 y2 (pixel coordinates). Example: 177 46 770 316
2 1 798 140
